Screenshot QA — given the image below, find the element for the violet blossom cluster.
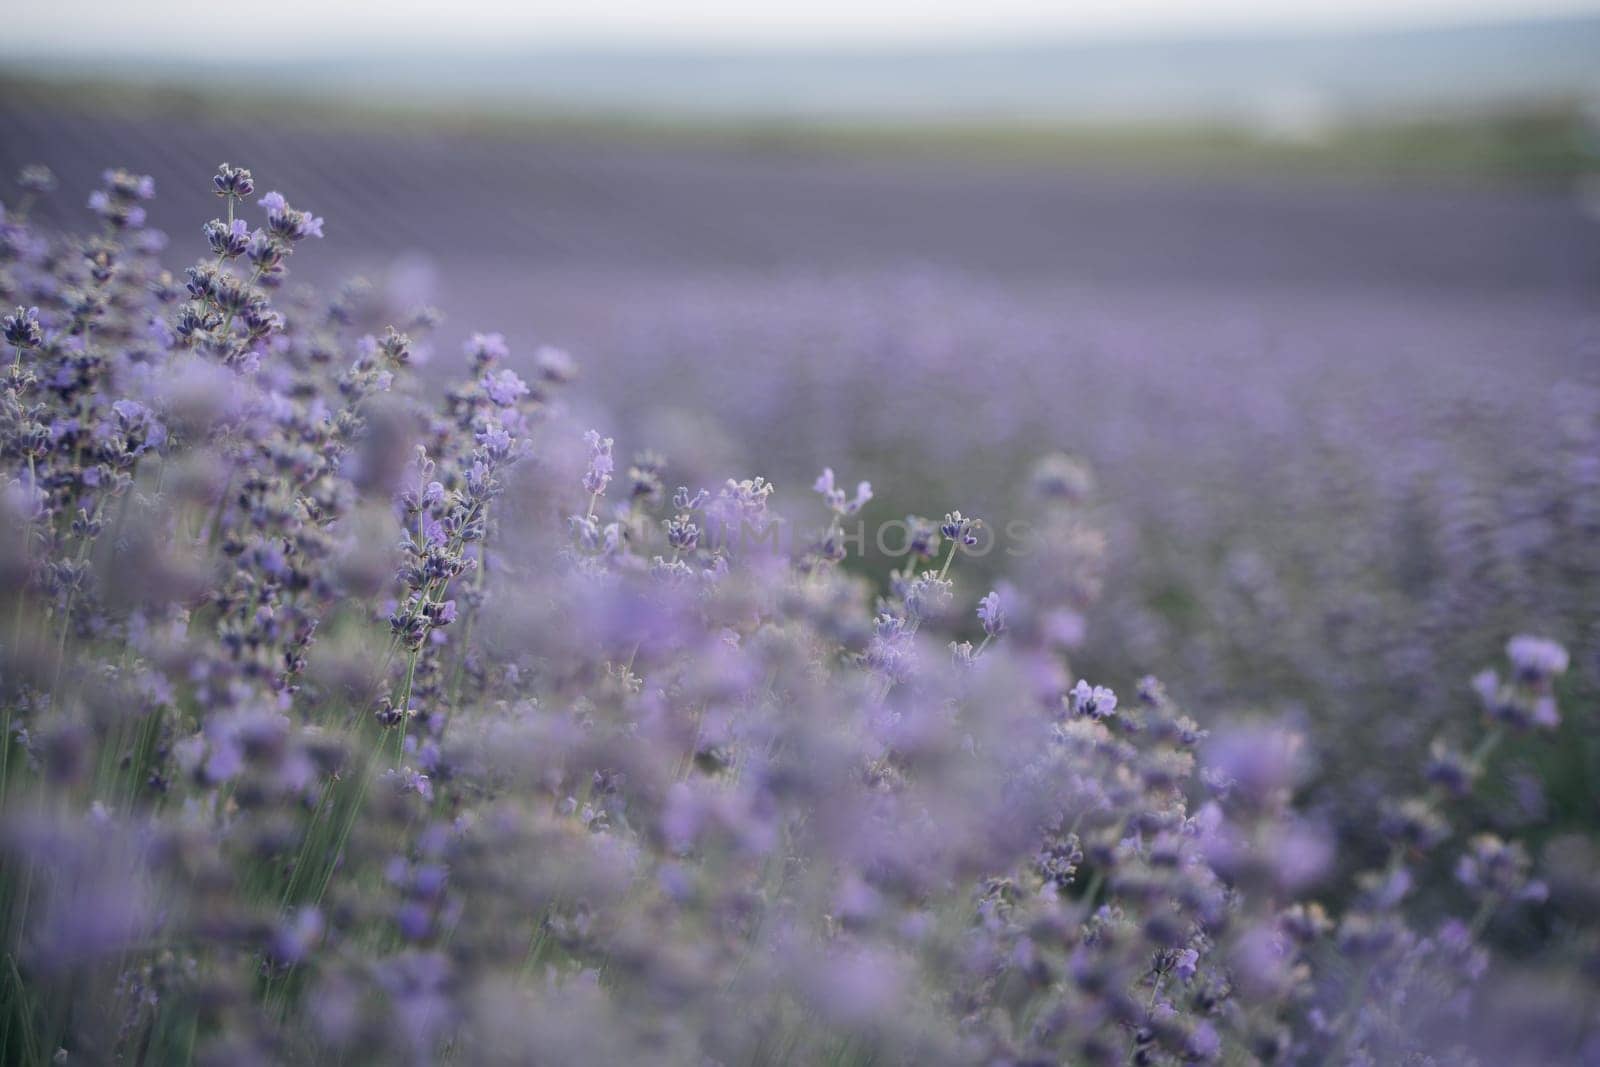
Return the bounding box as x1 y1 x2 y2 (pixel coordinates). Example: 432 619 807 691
0 162 1593 1067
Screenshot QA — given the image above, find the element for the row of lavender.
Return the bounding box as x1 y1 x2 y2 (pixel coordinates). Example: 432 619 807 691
577 261 1600 828
0 163 1593 1065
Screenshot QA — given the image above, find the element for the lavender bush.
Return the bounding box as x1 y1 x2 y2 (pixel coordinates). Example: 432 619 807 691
0 162 1595 1066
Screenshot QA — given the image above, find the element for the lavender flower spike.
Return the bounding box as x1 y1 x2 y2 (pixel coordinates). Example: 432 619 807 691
813 467 873 515
582 429 615 498
3 305 43 350
977 590 1006 637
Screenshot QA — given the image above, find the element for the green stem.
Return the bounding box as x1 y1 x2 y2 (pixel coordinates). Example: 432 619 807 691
50 501 102 695
1467 891 1502 940
395 648 420 760
448 506 491 707
1470 727 1504 771
1327 962 1374 1065
202 468 235 548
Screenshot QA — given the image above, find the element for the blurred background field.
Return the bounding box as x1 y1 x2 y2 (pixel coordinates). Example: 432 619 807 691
3 3 1598 814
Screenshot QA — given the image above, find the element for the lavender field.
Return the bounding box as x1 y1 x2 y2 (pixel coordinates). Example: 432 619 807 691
0 91 1598 1066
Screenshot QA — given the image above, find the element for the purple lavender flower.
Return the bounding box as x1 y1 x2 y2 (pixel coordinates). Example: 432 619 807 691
535 344 577 382
1069 678 1117 718
87 169 154 229
905 572 954 621
1203 722 1307 805
377 325 412 364
939 510 981 546
245 228 284 271
813 467 873 515
581 429 614 498
977 589 1007 637
270 908 325 965
107 168 153 200
1029 452 1096 504
1455 833 1541 901
466 331 510 368
1505 635 1569 684
3 305 42 350
481 368 529 407
666 517 700 552
673 487 709 512
203 218 251 259
212 161 255 200
1186 1020 1221 1061
259 190 325 241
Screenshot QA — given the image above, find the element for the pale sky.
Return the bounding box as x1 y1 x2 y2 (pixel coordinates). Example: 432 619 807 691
10 0 1600 56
